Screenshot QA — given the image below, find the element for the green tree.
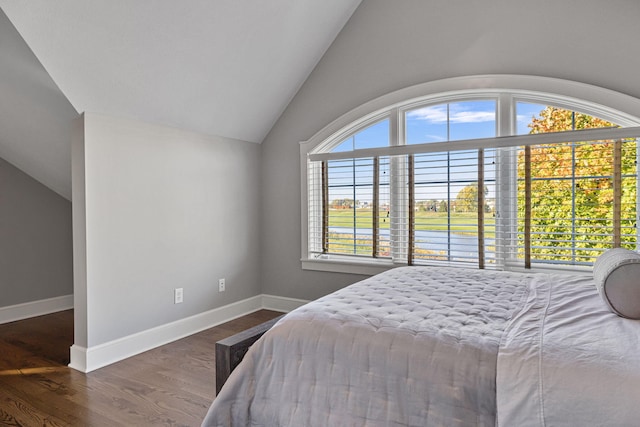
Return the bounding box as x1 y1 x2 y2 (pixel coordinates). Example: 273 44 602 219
456 183 488 213
518 107 636 262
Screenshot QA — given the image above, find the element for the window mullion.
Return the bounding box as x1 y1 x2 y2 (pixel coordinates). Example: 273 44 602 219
496 93 515 268
389 108 408 263
321 161 329 254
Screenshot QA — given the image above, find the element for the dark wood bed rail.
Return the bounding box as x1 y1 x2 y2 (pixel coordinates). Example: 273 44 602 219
215 314 284 394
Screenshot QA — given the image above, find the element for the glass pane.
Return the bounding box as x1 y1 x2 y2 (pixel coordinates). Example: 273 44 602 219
406 100 496 266
406 105 448 144
517 139 637 265
515 103 629 266
406 100 496 144
516 102 619 135
412 148 496 266
331 119 389 152
331 137 354 153
516 102 546 135
449 100 496 141
325 157 383 256
354 119 389 150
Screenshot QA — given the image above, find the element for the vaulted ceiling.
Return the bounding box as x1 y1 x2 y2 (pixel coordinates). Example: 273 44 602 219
0 1 361 199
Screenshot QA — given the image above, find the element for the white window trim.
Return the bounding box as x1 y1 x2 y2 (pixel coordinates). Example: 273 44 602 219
300 75 640 275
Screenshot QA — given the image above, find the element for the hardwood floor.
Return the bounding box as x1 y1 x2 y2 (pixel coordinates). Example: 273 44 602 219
0 309 283 426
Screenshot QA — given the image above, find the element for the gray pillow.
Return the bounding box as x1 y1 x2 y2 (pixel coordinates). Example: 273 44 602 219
593 248 640 319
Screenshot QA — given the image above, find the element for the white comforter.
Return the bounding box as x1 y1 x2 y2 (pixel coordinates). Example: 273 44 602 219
497 273 640 427
203 266 535 426
203 266 640 426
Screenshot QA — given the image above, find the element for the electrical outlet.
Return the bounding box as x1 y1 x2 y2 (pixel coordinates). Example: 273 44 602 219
218 278 226 292
174 288 183 304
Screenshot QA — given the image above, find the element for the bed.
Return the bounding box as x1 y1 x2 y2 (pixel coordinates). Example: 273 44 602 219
202 257 640 426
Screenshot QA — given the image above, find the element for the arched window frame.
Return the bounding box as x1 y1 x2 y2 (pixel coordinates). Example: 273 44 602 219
300 75 640 275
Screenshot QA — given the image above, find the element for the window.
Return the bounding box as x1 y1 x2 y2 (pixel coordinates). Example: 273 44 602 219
301 78 640 275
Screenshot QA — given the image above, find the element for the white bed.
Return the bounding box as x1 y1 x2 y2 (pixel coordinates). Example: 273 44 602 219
202 265 640 427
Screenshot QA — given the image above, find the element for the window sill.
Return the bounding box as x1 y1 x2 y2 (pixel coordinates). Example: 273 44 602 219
301 256 401 276
504 262 593 276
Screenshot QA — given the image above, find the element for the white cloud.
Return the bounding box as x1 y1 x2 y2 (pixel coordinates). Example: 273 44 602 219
408 105 495 124
407 106 448 123
450 111 495 123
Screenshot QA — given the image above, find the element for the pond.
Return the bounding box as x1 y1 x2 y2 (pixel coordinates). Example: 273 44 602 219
329 227 496 261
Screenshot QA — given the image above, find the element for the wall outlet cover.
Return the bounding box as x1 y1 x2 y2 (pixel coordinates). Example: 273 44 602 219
174 288 183 304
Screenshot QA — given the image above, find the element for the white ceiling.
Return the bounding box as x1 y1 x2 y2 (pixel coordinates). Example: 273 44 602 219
0 0 361 198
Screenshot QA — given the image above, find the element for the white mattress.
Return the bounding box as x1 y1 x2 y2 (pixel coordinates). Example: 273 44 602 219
202 266 536 426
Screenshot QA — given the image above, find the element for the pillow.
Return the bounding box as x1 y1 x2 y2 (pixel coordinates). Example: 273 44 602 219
593 248 640 319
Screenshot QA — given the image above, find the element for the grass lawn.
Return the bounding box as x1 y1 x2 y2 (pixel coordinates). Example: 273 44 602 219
328 208 495 236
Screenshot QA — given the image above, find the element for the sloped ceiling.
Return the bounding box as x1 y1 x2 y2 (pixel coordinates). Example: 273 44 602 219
0 9 77 199
0 1 361 199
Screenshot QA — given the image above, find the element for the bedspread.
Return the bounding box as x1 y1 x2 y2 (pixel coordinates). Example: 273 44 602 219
497 273 640 427
202 266 536 427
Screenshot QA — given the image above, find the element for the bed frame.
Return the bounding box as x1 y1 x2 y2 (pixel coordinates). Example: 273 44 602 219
215 314 284 394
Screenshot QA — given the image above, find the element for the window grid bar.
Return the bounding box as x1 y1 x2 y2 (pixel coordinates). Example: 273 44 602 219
373 157 380 257
321 161 329 254
408 155 415 265
524 146 532 269
446 151 452 262
446 104 453 265
614 139 623 247
350 158 356 255
571 141 577 264
478 149 485 269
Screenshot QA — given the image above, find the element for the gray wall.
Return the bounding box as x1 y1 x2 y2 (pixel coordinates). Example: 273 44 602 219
0 157 73 306
74 113 262 347
260 0 640 300
0 6 75 314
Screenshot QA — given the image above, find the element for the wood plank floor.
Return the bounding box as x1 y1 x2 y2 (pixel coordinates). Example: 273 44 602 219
0 309 283 426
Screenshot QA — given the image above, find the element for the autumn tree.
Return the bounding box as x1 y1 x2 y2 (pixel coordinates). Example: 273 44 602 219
518 107 636 262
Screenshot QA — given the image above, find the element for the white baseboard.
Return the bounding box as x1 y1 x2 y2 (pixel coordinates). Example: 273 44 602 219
262 294 309 312
69 294 307 373
68 344 88 373
0 294 73 325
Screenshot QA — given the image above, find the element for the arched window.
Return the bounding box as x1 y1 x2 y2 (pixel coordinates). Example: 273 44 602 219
301 76 640 275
